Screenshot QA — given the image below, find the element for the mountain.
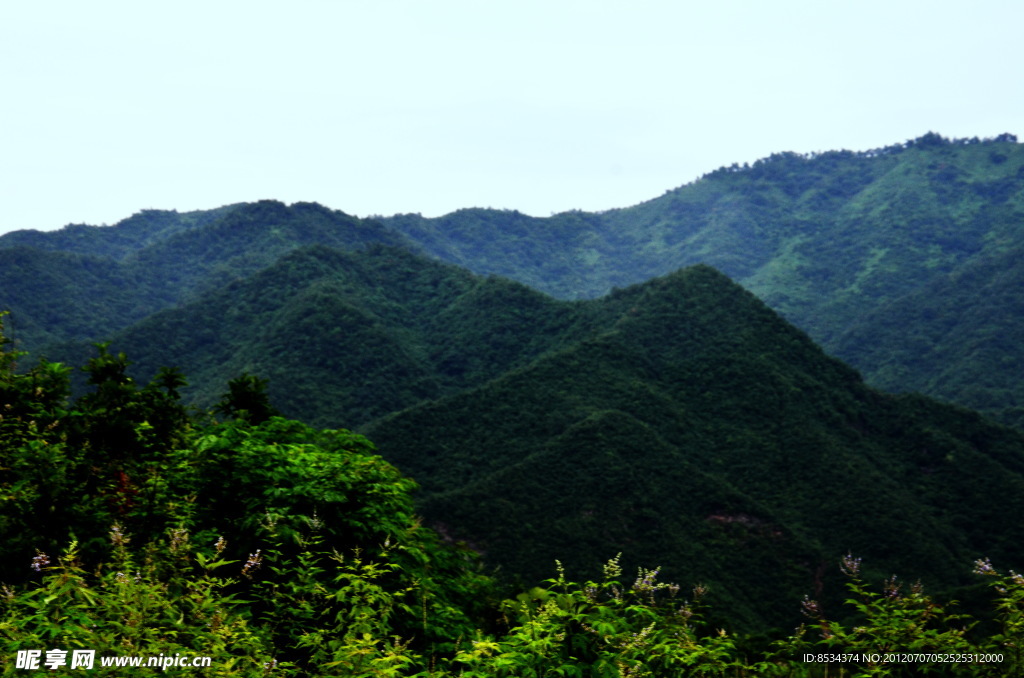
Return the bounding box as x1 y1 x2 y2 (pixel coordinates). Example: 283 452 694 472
0 201 413 350
831 245 1024 429
8 314 1023 674
52 243 1024 629
0 206 236 260
58 244 588 428
381 133 1024 423
4 133 1023 423
5 132 1024 650
361 262 1024 629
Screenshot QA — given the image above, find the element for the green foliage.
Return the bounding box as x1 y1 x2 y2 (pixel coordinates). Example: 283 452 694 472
0 325 496 675
215 373 279 424
4 322 1024 676
6 135 1024 423
366 266 1024 630
5 539 1024 676
0 324 202 581
767 555 1024 677
70 343 191 463
0 539 273 676
452 556 741 677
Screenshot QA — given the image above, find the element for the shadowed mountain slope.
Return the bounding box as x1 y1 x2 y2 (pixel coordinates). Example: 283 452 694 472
5 134 1024 422
78 245 589 428
382 134 1024 422
16 238 1024 629
361 264 1024 628
0 201 413 350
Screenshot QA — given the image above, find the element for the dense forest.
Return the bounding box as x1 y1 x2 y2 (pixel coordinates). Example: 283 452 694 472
2 319 1024 676
3 132 1024 674
3 134 1024 426
380 133 1024 427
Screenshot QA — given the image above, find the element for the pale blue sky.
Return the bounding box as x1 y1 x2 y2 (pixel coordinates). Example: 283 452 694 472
3 0 1022 234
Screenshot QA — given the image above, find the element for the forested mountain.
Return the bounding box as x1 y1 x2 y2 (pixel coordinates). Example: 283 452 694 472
31 241 1024 630
832 245 1024 428
362 264 1024 629
3 133 1023 425
148 251 560 423
381 133 1024 424
0 206 237 259
47 244 591 427
6 317 1024 675
4 132 1024 656
0 201 413 349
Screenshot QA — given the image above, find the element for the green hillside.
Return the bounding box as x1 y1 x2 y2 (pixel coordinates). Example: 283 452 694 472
382 133 1024 422
4 133 1023 422
832 245 1024 429
363 264 1024 629
0 247 154 350
56 243 1024 629
0 201 413 350
72 245 587 428
6 317 1024 675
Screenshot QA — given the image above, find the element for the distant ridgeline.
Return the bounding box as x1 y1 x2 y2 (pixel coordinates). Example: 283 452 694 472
3 133 1024 628
6 132 1019 425
701 131 1019 175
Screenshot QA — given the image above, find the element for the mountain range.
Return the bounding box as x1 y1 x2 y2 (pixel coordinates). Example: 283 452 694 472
3 132 1022 425
3 131 1024 627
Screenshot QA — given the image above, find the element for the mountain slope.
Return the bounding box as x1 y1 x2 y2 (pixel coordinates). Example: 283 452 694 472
26 240 1024 629
77 245 589 428
0 201 414 351
5 133 1023 422
0 246 154 349
382 134 1024 422
832 245 1024 428
363 264 1024 628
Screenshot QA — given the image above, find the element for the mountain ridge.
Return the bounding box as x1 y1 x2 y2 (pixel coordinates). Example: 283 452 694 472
6 217 1024 628
8 132 1020 420
358 261 1024 628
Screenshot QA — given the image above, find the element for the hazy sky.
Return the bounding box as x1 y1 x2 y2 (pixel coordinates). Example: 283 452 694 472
3 1 1022 235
